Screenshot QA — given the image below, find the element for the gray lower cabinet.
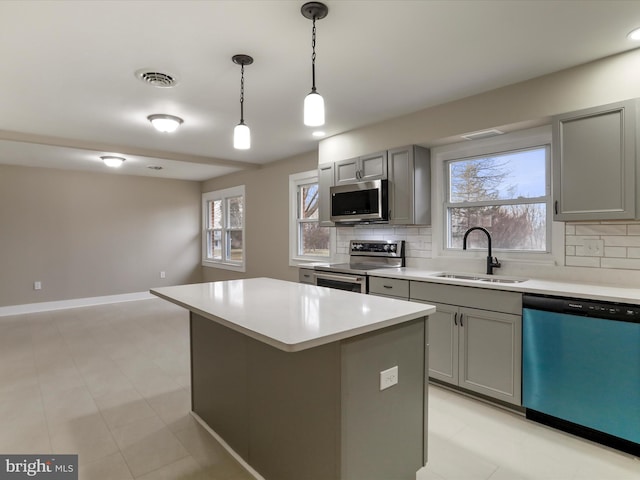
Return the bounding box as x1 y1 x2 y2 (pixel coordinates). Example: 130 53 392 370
411 281 522 406
368 276 409 299
191 312 428 480
553 99 637 221
298 268 315 285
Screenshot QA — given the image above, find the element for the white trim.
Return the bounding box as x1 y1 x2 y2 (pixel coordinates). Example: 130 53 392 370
0 291 155 317
431 125 563 266
288 170 334 266
202 185 246 272
190 411 265 480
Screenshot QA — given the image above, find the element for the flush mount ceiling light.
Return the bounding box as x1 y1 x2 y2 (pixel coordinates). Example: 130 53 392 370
628 27 640 40
232 54 253 150
147 114 183 133
301 2 328 127
101 156 125 168
312 131 326 137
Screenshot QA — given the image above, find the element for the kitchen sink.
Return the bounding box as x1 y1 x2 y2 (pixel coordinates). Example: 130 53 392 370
434 272 527 284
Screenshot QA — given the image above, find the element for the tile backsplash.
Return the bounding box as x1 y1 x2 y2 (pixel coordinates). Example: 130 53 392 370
337 221 640 272
565 221 640 270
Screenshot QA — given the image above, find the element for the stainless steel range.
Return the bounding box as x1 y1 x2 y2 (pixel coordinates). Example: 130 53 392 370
314 240 405 293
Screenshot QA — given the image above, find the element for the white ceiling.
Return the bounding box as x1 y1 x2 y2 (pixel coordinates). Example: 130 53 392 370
1 0 639 181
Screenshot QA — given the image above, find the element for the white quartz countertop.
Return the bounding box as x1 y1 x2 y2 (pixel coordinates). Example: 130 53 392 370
151 277 434 352
369 267 640 304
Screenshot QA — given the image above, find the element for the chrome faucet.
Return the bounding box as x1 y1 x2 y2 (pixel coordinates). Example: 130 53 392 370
462 227 501 275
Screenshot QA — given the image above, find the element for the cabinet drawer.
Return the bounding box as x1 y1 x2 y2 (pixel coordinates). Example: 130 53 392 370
298 268 316 284
369 277 409 299
410 281 521 315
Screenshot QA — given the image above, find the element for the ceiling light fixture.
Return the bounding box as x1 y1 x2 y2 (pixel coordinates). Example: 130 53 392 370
147 114 183 133
232 54 253 150
627 27 640 41
101 156 125 168
301 2 328 127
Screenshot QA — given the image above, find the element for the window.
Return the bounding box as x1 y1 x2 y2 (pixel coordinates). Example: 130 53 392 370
432 126 556 260
289 171 331 264
446 146 549 252
202 185 245 271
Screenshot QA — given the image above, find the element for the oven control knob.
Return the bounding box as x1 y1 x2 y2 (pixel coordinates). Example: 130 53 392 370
389 244 396 252
383 244 390 251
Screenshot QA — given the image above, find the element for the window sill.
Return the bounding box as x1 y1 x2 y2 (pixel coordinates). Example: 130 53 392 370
202 260 246 273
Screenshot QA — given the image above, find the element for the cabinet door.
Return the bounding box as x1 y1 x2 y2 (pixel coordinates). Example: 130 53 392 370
424 302 458 385
334 157 360 185
458 307 522 405
388 146 414 225
553 100 636 221
318 163 334 226
359 151 388 181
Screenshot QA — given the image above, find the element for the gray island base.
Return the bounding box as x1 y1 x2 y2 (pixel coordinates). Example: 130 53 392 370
151 278 435 480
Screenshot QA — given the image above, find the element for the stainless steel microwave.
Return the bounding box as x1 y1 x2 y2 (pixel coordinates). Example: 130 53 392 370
330 179 389 223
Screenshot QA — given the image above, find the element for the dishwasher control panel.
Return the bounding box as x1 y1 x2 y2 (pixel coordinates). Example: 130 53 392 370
523 294 640 323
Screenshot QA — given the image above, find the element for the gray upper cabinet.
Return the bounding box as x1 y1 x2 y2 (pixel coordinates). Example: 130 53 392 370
318 162 334 226
334 151 387 185
388 145 431 225
553 99 637 221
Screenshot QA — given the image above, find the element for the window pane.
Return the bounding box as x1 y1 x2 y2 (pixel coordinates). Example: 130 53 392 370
300 184 319 220
208 230 222 260
227 230 243 262
448 203 547 251
209 200 222 229
449 147 546 203
227 196 243 229
300 223 330 256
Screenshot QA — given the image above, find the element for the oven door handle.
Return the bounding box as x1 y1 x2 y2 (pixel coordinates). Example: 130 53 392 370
315 273 366 284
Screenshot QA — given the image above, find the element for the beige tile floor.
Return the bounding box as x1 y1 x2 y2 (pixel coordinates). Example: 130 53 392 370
0 298 638 479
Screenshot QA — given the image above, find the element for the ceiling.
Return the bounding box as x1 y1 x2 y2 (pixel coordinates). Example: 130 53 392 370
1 0 639 181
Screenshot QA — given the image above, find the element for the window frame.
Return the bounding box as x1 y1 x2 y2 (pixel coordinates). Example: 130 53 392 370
289 170 334 266
202 185 246 272
432 125 564 265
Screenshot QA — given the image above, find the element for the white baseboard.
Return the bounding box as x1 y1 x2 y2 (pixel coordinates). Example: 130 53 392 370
0 291 155 317
190 411 265 480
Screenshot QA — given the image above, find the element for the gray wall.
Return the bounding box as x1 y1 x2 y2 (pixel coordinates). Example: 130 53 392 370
0 165 202 307
201 151 318 283
319 48 640 163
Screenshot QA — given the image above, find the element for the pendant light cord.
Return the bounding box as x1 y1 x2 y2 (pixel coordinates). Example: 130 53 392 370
239 63 245 124
311 16 317 92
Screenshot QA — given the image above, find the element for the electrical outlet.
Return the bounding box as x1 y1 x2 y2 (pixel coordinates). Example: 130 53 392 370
380 366 398 391
160 271 166 279
34 281 42 290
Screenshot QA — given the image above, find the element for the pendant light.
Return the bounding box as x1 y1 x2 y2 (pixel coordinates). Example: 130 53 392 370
232 54 253 150
301 2 328 127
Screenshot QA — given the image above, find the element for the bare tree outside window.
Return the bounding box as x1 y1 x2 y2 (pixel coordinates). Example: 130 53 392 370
299 183 330 256
447 147 548 252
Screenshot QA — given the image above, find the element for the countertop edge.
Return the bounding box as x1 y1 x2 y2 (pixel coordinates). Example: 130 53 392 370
150 286 435 352
368 268 640 304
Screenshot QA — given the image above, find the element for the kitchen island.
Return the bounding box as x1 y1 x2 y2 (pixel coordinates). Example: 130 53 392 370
151 277 435 480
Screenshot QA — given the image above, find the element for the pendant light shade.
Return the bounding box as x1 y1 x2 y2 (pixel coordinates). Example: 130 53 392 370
304 91 325 127
301 2 328 127
234 122 251 150
232 54 253 150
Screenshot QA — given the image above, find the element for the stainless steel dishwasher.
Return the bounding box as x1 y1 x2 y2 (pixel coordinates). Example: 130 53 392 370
522 294 640 456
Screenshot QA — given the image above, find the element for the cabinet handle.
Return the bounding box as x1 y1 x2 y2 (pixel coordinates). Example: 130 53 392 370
454 312 458 326
460 313 464 327
383 285 393 289
554 200 558 215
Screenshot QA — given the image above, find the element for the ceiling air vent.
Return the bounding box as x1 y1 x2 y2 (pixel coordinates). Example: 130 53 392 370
461 129 504 141
135 69 178 88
